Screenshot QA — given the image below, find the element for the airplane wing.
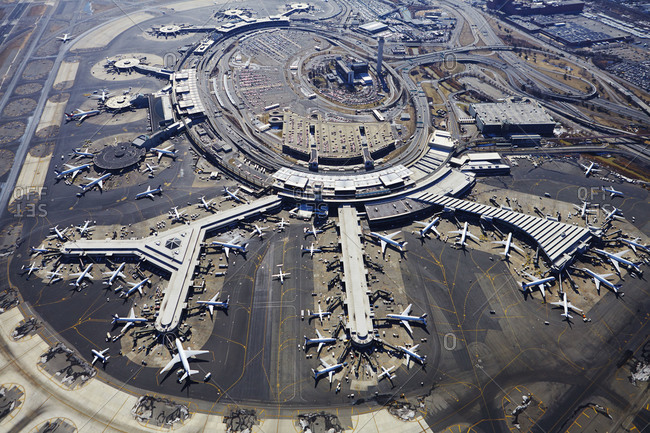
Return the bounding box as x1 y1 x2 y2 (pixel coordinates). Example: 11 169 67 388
317 342 324 353
567 302 583 314
379 240 387 254
549 301 564 307
92 355 98 365
128 307 136 319
223 247 230 258
157 152 163 162
609 258 621 274
467 231 479 241
79 114 88 122
448 229 462 236
593 278 601 293
328 370 334 383
208 304 214 317
402 304 412 315
316 329 323 339
320 359 331 369
431 227 441 237
536 283 545 298
120 321 133 334
183 349 209 358
401 320 413 335
404 352 411 366
512 244 525 254
387 231 400 239
160 354 181 374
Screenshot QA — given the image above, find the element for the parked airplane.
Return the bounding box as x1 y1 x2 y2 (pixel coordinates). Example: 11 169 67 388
57 33 72 42
21 263 40 276
47 267 62 284
312 358 347 383
581 161 600 177
593 248 642 274
276 218 289 231
415 217 441 239
65 109 100 123
198 196 215 211
309 305 331 325
159 338 210 382
211 240 247 258
121 278 149 297
151 145 177 162
142 162 158 176
197 292 229 317
582 268 621 294
224 186 247 203
79 173 111 192
398 344 426 367
91 348 109 365
76 220 95 236
448 222 479 248
73 148 95 158
304 223 323 239
301 243 322 258
48 225 68 241
550 292 583 320
272 265 290 284
70 264 93 289
378 365 396 382
604 207 624 222
112 306 147 334
304 330 336 354
251 224 268 238
621 237 650 254
573 201 595 219
521 272 555 299
103 263 126 286
370 231 408 254
168 207 187 222
601 185 624 198
135 185 163 200
386 304 427 335
54 163 90 181
30 246 51 255
90 88 112 102
492 232 524 259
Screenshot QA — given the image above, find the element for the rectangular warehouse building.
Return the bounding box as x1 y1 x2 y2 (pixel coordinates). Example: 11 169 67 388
469 99 556 136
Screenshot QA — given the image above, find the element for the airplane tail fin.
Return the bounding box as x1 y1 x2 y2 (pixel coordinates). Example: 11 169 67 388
304 336 309 345
241 243 248 253
111 314 118 324
400 241 408 250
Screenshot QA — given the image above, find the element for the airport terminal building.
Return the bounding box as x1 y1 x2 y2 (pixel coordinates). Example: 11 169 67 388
469 99 556 136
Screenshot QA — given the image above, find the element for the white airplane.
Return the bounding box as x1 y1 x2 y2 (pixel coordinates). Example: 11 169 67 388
90 88 112 102
272 265 290 284
604 207 625 222
142 162 159 176
521 272 555 299
415 217 441 238
121 278 149 297
76 220 95 236
593 248 642 274
224 186 247 203
64 109 100 123
198 196 215 211
91 348 109 365
57 33 72 42
47 267 62 284
196 292 229 317
251 224 268 238
304 223 323 239
70 264 93 289
309 305 331 325
312 358 347 383
386 304 427 335
370 231 408 254
103 262 126 286
30 246 51 255
573 201 595 219
54 163 90 181
301 243 322 258
159 338 210 382
398 344 426 367
168 206 187 222
276 218 289 231
151 145 177 162
550 292 583 320
211 240 247 258
378 365 396 382
73 148 95 158
448 222 479 248
601 185 624 198
21 263 40 276
112 306 147 334
48 225 68 241
581 161 600 177
582 268 621 294
79 173 111 192
621 237 649 254
492 232 524 260
135 185 163 200
304 330 336 354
